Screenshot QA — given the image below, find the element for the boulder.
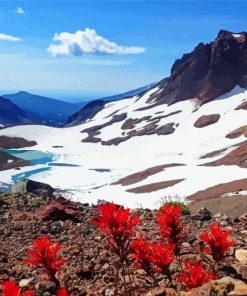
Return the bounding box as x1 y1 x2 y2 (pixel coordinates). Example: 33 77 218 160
197 207 212 221
11 179 55 197
194 114 220 128
38 197 79 221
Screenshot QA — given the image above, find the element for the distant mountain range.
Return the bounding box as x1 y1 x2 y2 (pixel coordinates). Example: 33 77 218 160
0 96 31 126
0 85 155 127
2 91 79 127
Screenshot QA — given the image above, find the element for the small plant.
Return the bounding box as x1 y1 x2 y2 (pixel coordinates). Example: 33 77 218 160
158 195 190 216
131 236 153 275
93 202 139 294
200 224 236 262
157 203 184 256
25 235 65 288
177 261 216 290
1 280 35 296
1 235 69 296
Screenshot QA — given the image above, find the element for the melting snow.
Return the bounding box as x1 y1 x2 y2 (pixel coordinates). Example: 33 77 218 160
0 86 247 208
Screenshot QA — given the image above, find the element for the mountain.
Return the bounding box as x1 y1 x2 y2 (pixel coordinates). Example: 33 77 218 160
75 84 156 108
152 29 247 106
67 84 156 126
2 91 79 127
0 96 32 126
1 30 247 209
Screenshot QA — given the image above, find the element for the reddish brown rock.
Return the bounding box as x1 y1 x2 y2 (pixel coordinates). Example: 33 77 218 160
187 178 247 200
235 101 247 111
112 164 185 186
0 136 37 149
205 141 247 168
38 197 79 221
226 125 247 139
126 179 184 194
194 114 220 128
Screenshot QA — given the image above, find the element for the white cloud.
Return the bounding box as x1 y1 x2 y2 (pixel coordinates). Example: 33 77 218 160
0 33 21 42
47 28 146 57
15 7 25 14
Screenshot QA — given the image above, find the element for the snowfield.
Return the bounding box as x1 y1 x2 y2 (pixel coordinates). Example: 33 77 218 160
0 86 247 208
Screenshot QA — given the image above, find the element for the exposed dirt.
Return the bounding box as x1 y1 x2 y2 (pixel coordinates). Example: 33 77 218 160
126 179 185 194
204 141 247 168
187 178 247 201
226 125 247 139
112 164 185 186
189 194 247 216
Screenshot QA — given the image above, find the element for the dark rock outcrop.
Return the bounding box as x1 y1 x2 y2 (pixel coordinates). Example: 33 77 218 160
0 136 37 149
194 114 220 128
0 150 31 171
67 100 105 127
11 179 55 197
235 101 247 110
38 197 79 221
152 30 247 106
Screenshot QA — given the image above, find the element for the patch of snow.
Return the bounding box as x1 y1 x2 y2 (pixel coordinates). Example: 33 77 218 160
1 87 247 209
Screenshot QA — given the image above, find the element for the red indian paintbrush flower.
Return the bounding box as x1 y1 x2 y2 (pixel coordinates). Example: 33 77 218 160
131 236 153 274
25 235 65 276
93 202 139 259
149 242 175 274
1 280 35 296
177 261 216 290
200 224 236 261
157 204 183 254
57 288 69 296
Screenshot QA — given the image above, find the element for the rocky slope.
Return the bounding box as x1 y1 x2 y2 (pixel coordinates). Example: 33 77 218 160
2 193 247 295
153 30 247 106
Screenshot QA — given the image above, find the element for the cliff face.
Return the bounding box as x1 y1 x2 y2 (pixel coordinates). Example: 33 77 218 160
154 30 247 105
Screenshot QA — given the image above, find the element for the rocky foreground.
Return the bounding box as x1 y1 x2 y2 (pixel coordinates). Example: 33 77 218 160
1 193 247 295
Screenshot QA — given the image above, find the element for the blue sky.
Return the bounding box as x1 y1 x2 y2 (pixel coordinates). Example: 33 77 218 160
0 0 246 101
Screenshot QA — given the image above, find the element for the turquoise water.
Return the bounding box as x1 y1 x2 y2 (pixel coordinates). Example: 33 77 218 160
3 149 83 183
11 167 52 183
3 149 54 165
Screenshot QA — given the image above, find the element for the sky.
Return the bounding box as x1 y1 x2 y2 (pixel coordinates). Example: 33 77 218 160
0 0 247 101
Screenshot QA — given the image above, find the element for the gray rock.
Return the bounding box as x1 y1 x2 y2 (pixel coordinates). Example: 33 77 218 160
11 179 55 197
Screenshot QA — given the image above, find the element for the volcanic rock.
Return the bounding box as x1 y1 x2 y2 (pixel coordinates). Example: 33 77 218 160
194 114 220 128
152 30 247 106
0 136 37 149
11 179 55 197
38 197 79 221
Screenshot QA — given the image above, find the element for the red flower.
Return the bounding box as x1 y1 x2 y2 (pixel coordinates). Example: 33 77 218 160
149 242 175 274
200 224 236 261
177 261 216 290
1 280 35 296
93 202 139 259
157 204 183 253
57 288 69 296
25 235 65 276
131 236 153 274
